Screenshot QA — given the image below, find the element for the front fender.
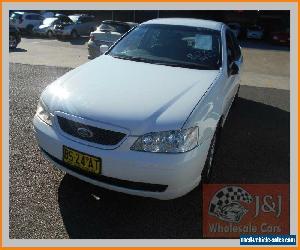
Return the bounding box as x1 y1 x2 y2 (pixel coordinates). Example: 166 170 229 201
182 71 224 145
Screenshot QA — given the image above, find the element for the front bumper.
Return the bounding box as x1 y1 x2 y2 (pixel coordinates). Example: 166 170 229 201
33 115 210 200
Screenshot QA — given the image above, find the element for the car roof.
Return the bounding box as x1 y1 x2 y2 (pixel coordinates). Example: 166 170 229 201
126 22 138 27
142 18 223 31
102 20 131 25
69 14 94 17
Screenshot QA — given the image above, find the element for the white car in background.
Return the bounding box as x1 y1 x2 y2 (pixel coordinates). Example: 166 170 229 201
33 15 71 38
247 25 264 39
33 18 243 200
10 11 44 33
53 14 98 39
88 20 137 59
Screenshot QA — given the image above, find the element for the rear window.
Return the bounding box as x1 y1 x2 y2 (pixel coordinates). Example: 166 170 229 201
69 15 79 23
99 22 130 34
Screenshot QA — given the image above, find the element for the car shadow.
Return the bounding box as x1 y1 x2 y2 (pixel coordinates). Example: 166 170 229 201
212 86 289 183
58 174 203 239
21 34 42 39
57 36 89 45
9 48 27 53
57 85 289 239
70 37 89 45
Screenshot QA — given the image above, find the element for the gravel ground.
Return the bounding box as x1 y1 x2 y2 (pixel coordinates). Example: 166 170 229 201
9 64 71 239
9 62 290 239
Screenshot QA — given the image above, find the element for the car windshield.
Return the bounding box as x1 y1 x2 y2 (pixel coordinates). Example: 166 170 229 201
109 24 221 70
69 15 80 23
59 17 73 24
43 17 57 25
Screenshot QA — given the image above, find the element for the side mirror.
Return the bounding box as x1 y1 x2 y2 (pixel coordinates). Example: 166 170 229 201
229 62 239 75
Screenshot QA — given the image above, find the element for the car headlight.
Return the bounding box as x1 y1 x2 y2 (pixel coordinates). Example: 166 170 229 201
36 100 53 126
130 127 198 153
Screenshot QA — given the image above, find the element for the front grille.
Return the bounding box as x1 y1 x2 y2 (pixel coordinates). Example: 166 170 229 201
41 148 168 193
57 116 126 146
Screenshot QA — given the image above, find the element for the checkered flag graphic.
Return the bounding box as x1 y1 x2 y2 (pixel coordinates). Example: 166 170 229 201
208 186 253 216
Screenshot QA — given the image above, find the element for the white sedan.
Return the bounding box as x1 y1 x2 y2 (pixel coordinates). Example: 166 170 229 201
33 18 243 200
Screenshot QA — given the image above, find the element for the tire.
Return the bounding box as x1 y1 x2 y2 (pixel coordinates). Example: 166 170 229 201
47 30 54 39
201 123 221 183
9 34 18 49
71 30 78 39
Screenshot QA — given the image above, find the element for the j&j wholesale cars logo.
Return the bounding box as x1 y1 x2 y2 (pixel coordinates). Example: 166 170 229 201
202 184 289 238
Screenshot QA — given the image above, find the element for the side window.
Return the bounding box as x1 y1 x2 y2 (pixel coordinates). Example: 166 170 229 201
231 34 241 60
80 17 89 23
87 17 94 22
30 15 40 20
25 15 32 20
226 30 235 66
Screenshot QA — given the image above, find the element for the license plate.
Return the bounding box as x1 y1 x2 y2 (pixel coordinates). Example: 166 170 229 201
63 146 101 175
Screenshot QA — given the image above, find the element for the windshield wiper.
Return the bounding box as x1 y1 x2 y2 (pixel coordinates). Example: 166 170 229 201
111 55 217 70
158 61 216 70
111 55 155 63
